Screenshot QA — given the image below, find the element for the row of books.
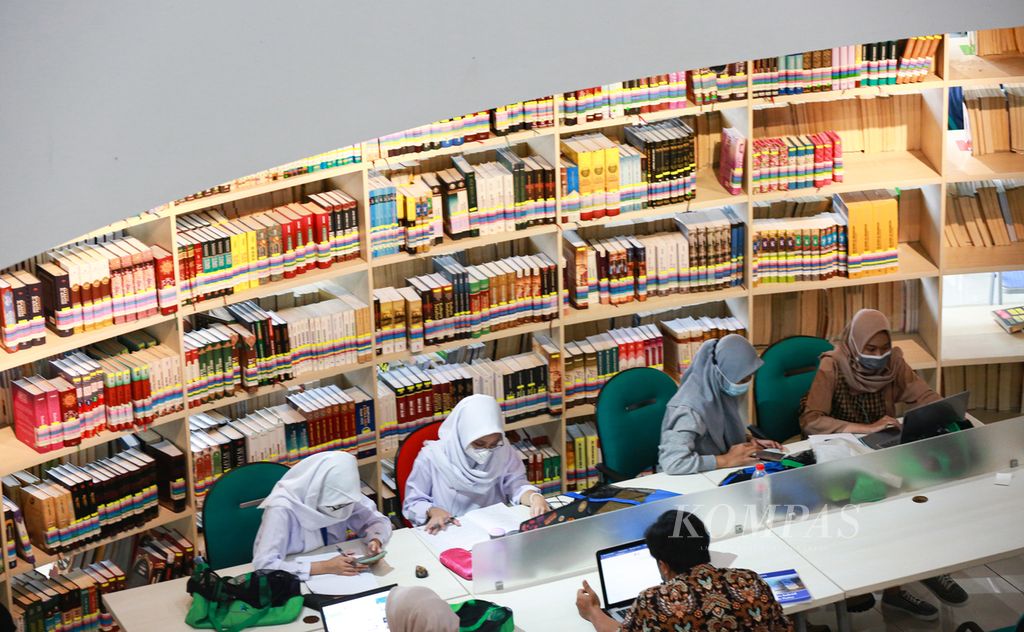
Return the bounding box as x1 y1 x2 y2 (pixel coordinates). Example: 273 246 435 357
565 421 601 491
751 38 939 97
367 153 556 258
970 27 1024 56
11 333 184 453
1 236 177 353
687 64 748 105
962 85 1024 157
943 362 1024 413
176 192 362 305
375 343 560 456
754 95 921 155
374 252 558 349
751 190 898 284
184 291 372 406
561 132 644 222
562 208 746 310
507 427 561 495
369 96 556 159
2 447 168 556
751 281 918 347
945 181 1024 248
175 145 362 205
188 384 376 505
751 131 844 193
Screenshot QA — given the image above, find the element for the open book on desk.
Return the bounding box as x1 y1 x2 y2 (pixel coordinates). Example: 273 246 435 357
296 546 380 595
414 503 531 556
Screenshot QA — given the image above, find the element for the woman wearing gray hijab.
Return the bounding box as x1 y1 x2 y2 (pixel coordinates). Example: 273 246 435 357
658 334 781 474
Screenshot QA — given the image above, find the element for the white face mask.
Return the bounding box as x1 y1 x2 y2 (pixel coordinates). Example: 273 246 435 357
466 446 494 466
318 503 354 521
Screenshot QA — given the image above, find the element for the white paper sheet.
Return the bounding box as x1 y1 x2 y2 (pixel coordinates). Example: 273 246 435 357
414 503 531 556
297 551 379 595
809 433 873 462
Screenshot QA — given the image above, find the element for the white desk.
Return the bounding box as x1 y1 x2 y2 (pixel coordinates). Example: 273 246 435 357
477 530 844 631
104 528 470 631
615 470 720 494
774 469 1024 596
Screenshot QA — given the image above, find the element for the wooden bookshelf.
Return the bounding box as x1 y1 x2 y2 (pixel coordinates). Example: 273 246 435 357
11 31 1024 603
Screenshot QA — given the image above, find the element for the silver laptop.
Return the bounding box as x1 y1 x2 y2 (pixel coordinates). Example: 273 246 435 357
595 540 663 622
321 584 395 632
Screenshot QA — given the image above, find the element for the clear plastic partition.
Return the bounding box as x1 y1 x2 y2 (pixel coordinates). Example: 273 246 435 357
472 418 1024 593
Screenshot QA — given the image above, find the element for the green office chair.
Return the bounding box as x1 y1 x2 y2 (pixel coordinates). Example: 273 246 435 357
203 462 289 571
595 367 678 482
754 336 834 443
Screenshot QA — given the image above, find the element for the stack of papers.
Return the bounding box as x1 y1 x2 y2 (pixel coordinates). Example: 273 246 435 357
297 551 379 595
414 503 530 556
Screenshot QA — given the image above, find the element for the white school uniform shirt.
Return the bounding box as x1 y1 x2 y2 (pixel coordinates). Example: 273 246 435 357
402 394 539 525
252 452 392 580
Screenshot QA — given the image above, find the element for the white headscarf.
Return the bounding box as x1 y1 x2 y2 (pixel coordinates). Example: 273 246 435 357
259 452 363 533
421 394 513 492
385 586 459 632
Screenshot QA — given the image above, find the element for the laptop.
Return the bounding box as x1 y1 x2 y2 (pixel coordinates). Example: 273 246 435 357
861 391 969 450
321 584 396 632
595 540 663 622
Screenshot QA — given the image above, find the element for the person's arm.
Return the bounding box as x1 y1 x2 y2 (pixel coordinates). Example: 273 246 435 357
498 453 545 514
402 455 436 527
658 406 718 474
252 506 313 580
576 580 621 632
799 358 855 435
346 495 393 548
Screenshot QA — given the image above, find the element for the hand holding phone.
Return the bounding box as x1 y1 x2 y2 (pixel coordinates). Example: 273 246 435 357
753 450 785 462
355 550 387 565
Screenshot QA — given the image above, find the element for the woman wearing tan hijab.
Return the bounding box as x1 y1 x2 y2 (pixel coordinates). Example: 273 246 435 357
385 586 459 632
799 308 967 619
800 308 941 435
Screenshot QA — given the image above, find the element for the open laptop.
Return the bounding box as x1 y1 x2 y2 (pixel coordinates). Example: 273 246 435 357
321 584 396 632
861 391 969 450
595 540 663 622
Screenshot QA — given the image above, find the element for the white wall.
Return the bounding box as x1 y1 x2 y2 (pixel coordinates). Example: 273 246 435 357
1 1 1022 267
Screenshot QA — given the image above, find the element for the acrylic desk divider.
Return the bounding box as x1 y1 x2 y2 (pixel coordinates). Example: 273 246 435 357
472 417 1024 593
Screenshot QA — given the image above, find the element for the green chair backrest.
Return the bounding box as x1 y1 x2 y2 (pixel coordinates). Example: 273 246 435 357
595 367 679 479
754 336 834 443
203 462 289 571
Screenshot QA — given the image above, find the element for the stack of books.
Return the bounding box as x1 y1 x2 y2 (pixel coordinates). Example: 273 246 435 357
963 87 1014 156
562 208 746 311
560 132 645 223
565 421 601 491
971 27 1024 56
751 132 843 194
176 192 361 305
660 316 748 381
718 127 746 195
507 427 561 494
687 63 748 104
624 118 697 206
943 362 1024 414
945 180 1024 248
563 325 665 407
559 72 689 126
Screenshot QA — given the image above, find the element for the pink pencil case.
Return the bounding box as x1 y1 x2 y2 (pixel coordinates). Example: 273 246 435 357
439 547 473 580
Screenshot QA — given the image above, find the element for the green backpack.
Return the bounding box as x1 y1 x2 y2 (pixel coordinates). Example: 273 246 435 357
185 562 304 632
451 599 515 632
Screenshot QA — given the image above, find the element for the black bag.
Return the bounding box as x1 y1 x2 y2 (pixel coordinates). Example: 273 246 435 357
519 485 679 532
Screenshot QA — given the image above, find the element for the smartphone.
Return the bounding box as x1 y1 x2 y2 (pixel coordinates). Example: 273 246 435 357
753 450 785 462
355 550 387 565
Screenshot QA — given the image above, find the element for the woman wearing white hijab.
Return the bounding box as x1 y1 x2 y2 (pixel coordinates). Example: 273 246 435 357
385 586 459 632
253 452 392 579
658 334 781 474
403 394 551 533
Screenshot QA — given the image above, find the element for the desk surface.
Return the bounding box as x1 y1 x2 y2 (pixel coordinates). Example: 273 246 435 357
775 469 1024 595
482 530 843 631
103 528 469 632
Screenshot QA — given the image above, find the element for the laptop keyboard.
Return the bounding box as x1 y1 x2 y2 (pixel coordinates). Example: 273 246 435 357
611 606 631 621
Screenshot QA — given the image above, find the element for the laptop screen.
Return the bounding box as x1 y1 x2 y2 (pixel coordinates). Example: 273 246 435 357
598 542 663 607
322 586 392 632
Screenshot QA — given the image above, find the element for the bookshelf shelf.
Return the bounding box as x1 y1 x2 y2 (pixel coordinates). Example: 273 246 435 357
565 404 595 420
947 38 1024 86
751 242 938 296
357 455 378 466
188 359 370 416
0 410 186 475
505 414 563 433
751 76 944 108
944 243 1024 274
945 134 1024 183
559 194 735 232
561 98 748 134
376 320 558 367
7 506 195 579
169 162 366 217
181 258 370 315
367 128 548 168
893 333 937 370
942 303 1024 366
0 312 177 370
750 150 941 204
371 225 559 269
563 286 747 327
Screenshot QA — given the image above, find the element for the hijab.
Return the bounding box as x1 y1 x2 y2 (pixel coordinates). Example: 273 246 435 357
824 308 910 395
420 394 515 492
666 334 763 452
385 586 459 632
259 452 364 548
